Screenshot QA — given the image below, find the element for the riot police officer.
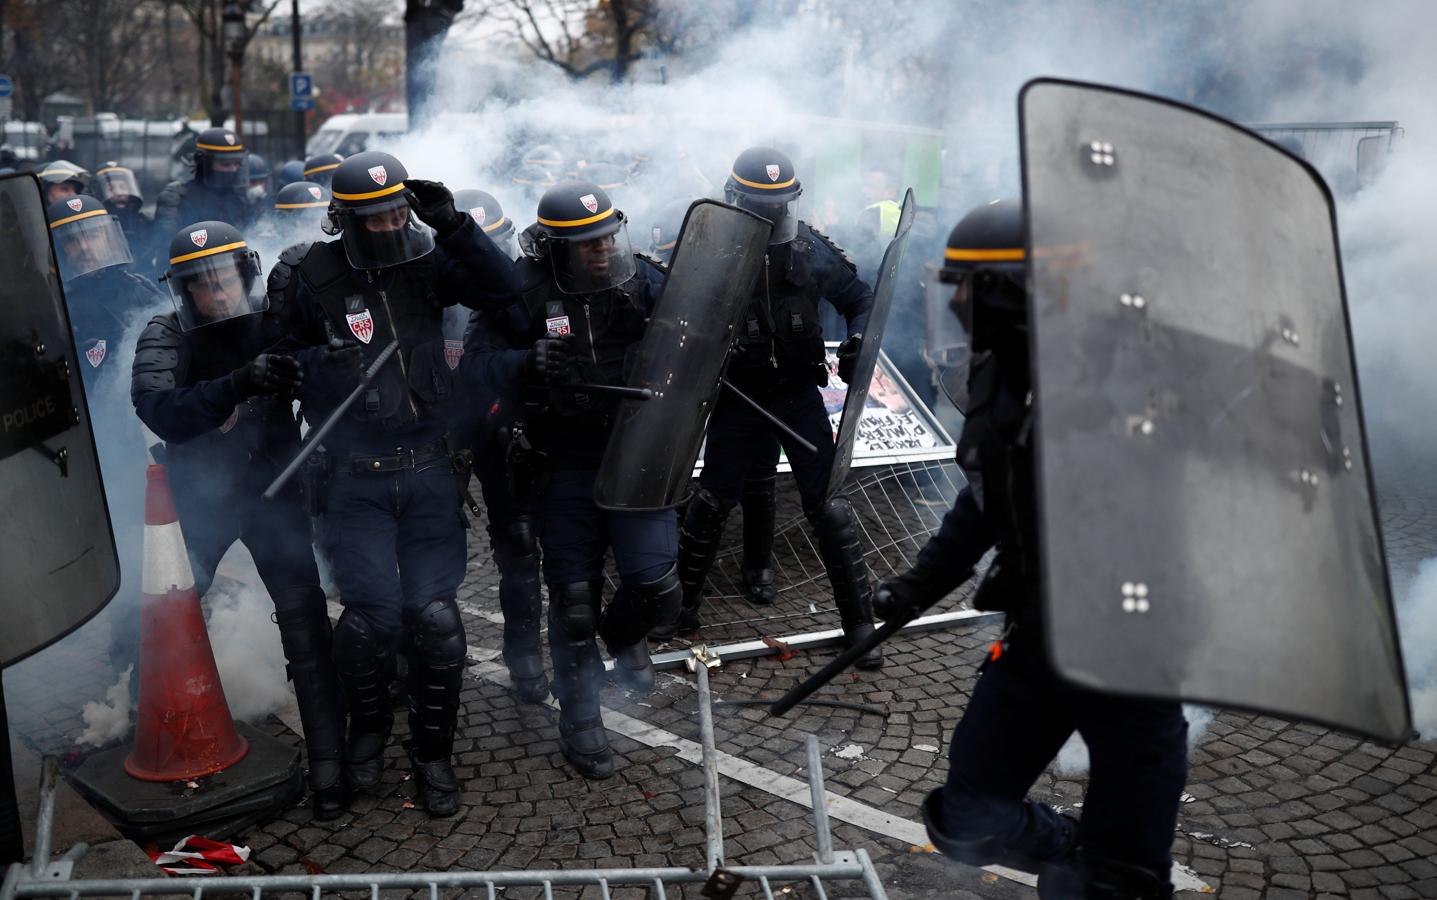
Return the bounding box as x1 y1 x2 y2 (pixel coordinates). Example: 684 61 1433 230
278 159 307 187
875 199 1188 898
155 127 253 246
466 180 678 779
90 163 157 275
658 147 882 668
47 195 162 388
131 221 348 821
255 181 331 254
453 189 519 260
39 159 89 206
279 151 521 816
245 152 271 204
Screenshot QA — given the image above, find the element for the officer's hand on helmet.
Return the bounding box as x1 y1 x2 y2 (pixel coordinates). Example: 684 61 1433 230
232 353 303 398
837 334 863 385
406 178 465 238
525 335 575 382
873 564 972 624
320 337 364 380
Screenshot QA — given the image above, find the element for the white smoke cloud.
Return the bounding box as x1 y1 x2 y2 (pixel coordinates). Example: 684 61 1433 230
206 551 295 723
76 666 133 748
1396 558 1437 735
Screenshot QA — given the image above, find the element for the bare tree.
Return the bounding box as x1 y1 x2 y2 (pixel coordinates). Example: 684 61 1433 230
60 0 171 113
488 0 662 83
5 0 74 122
311 0 407 115
172 0 283 125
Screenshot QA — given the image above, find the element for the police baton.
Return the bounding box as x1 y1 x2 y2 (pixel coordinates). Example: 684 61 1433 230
552 382 655 402
262 339 400 502
767 615 908 718
720 378 819 455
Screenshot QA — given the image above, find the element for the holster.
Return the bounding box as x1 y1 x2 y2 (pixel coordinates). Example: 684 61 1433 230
504 422 549 503
300 447 330 517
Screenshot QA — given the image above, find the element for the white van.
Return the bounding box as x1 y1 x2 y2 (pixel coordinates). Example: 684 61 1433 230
306 113 409 159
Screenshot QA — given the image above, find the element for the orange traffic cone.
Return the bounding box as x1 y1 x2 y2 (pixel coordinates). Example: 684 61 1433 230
124 464 249 781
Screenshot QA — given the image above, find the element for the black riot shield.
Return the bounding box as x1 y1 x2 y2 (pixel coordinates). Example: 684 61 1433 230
1021 79 1410 741
594 200 772 510
823 189 915 500
0 173 120 665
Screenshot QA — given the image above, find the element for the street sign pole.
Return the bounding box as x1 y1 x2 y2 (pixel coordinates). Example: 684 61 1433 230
290 0 306 158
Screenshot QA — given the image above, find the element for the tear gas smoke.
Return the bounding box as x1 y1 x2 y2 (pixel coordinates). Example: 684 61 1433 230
77 666 132 749
1394 559 1437 736
205 551 294 723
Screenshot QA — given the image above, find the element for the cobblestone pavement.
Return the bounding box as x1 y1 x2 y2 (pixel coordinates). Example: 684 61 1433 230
5 460 1435 899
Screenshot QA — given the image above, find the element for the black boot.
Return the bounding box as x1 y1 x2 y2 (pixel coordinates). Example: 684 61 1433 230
548 581 613 779
922 789 1079 881
652 489 730 640
495 515 548 703
740 472 778 605
809 496 884 669
332 608 395 792
602 566 681 695
275 596 348 821
404 598 466 818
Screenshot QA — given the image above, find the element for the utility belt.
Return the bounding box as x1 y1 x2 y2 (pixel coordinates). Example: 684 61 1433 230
348 439 452 474
302 437 480 520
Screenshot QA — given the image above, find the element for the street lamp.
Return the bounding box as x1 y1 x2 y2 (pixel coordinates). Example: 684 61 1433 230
222 1 247 136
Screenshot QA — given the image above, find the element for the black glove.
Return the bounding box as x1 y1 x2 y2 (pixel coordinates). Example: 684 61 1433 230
320 337 364 381
525 336 575 382
837 334 863 385
232 353 303 398
406 178 465 238
873 564 973 623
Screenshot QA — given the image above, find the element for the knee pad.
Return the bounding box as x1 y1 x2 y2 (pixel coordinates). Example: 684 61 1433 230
332 607 398 664
806 494 857 538
272 590 333 672
409 598 467 667
550 581 599 642
682 488 732 539
636 564 683 625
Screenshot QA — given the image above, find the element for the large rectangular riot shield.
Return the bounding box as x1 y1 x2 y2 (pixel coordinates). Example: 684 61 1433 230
1021 79 1409 741
594 201 771 510
0 173 120 666
824 189 915 500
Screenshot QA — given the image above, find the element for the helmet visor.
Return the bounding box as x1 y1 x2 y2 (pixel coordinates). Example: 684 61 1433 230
93 168 141 206
339 196 436 269
54 214 133 280
199 152 247 189
730 194 797 244
165 250 267 331
550 221 637 294
925 266 973 412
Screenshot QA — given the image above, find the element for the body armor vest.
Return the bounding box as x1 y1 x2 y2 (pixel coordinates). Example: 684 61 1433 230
298 239 454 433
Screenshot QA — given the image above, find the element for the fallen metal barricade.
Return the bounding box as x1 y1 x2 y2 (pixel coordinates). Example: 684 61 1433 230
3 650 889 899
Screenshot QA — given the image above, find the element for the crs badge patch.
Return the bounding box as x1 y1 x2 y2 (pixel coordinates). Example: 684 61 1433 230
579 193 599 214
766 164 781 181
190 228 208 248
544 315 571 337
367 166 388 186
444 340 464 370
66 198 84 212
84 339 107 368
346 309 375 344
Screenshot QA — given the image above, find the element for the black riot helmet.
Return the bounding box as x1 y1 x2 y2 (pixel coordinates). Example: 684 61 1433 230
325 151 435 270
92 162 144 212
724 146 801 245
453 188 518 259
46 195 133 281
935 198 1028 346
193 127 247 189
303 152 344 186
272 180 331 232
530 180 636 293
159 220 267 331
278 159 306 186
38 159 90 204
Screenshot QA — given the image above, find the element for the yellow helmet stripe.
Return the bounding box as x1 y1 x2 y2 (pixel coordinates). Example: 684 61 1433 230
48 208 109 229
96 166 130 176
303 162 341 176
945 247 1026 262
169 240 248 265
537 206 615 229
196 141 245 152
274 201 328 209
656 239 677 251
482 216 509 234
730 171 797 191
331 181 407 202
39 166 83 178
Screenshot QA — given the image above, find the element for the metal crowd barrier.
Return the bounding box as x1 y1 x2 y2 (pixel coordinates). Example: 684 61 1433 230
3 652 889 899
